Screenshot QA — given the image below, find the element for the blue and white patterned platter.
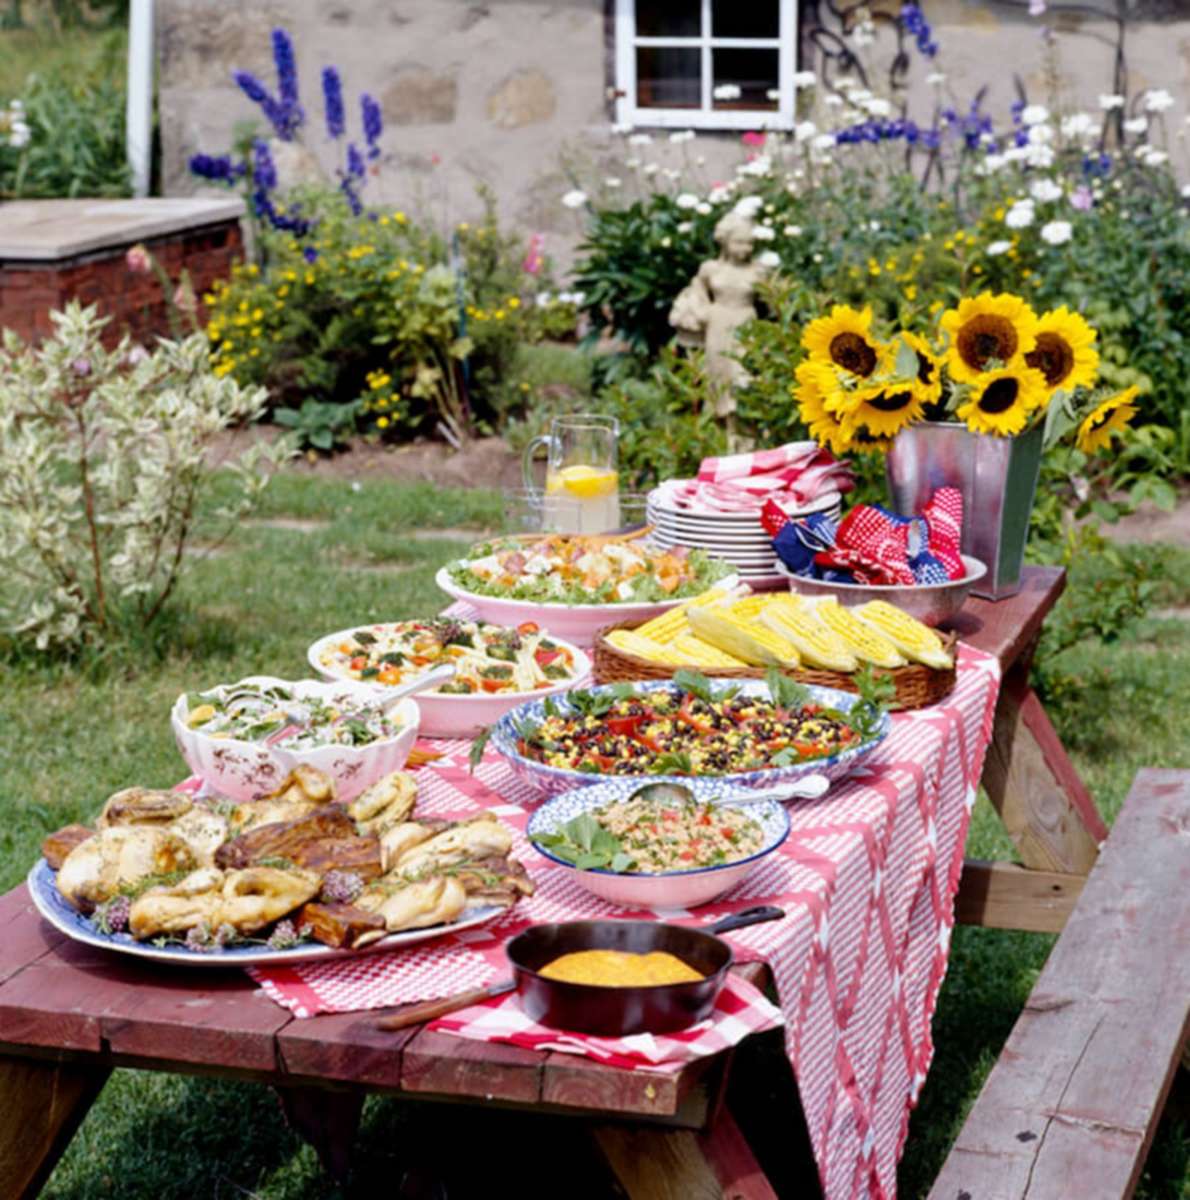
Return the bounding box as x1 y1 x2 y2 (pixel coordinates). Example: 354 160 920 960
490 678 890 801
26 858 503 969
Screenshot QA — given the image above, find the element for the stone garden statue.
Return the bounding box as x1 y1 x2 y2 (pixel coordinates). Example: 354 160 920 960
668 209 770 420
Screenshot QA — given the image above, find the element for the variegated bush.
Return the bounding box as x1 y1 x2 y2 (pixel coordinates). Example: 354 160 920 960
0 303 292 649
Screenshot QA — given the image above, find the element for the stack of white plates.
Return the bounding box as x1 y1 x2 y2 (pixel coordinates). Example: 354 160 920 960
647 482 843 587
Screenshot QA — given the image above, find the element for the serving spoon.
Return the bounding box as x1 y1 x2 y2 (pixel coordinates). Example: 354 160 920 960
628 774 830 808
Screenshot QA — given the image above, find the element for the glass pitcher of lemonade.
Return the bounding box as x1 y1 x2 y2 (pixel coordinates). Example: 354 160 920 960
522 414 620 534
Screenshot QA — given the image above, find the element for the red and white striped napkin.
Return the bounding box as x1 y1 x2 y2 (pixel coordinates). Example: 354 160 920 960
428 972 783 1072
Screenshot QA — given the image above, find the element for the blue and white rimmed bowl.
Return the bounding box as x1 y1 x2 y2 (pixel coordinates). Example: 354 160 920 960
526 778 790 909
489 678 890 801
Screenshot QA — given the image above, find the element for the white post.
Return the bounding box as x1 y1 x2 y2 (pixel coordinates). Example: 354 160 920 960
126 0 154 197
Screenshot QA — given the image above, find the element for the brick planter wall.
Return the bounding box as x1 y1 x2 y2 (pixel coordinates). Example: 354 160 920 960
0 198 246 345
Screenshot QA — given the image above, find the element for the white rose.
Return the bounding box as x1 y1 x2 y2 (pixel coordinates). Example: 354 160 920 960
757 250 781 268
1029 178 1063 203
604 177 622 188
642 163 659 176
1122 116 1148 135
1137 146 1169 166
811 133 837 152
707 185 733 203
676 221 693 233
1099 94 1125 111
675 192 699 209
926 72 947 87
783 224 803 237
1005 202 1035 229
1028 123 1053 144
752 225 776 241
1023 144 1055 169
1144 89 1174 113
1021 104 1050 125
659 236 671 248
986 240 1012 256
732 195 764 218
794 121 818 143
696 202 712 215
560 189 587 209
628 133 652 146
1060 112 1096 140
824 95 844 108
662 167 680 180
865 98 893 118
1040 220 1072 245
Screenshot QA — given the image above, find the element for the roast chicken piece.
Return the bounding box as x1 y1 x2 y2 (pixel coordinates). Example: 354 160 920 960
451 856 536 910
42 824 95 871
215 805 356 869
229 765 337 833
294 900 386 949
98 787 192 829
379 820 450 873
167 806 229 867
57 826 197 912
347 771 417 834
290 836 383 880
354 876 467 943
128 865 321 939
390 813 513 876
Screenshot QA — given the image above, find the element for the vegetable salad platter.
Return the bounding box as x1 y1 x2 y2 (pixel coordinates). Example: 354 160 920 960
487 670 891 799
306 617 591 739
436 533 737 646
171 676 420 802
29 764 534 967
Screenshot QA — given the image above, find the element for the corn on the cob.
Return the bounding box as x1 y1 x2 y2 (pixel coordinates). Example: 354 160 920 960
727 595 770 621
853 600 953 669
808 597 907 668
671 634 748 668
633 609 691 645
760 597 858 672
688 605 800 667
605 629 685 665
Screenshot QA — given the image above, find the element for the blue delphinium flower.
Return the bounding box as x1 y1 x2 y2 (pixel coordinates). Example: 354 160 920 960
361 93 383 160
271 28 304 136
252 138 278 191
339 177 363 216
900 4 938 57
189 153 243 184
303 246 319 263
347 141 366 179
232 69 301 142
322 66 345 140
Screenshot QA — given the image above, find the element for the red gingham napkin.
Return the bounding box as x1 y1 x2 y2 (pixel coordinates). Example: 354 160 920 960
428 972 783 1072
923 486 965 580
697 441 821 483
815 506 917 586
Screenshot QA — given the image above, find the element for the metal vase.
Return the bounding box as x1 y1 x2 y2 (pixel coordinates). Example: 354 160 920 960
885 421 1044 600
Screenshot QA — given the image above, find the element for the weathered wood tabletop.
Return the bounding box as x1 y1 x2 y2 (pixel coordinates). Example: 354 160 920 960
0 565 1098 1199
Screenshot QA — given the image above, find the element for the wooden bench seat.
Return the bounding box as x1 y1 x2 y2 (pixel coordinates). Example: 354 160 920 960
929 768 1190 1200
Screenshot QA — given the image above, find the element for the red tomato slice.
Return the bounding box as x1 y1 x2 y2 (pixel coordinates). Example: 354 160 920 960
535 648 562 667
606 714 642 737
517 621 540 635
480 678 508 693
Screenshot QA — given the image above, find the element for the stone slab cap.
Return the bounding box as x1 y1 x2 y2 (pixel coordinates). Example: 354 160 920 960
0 196 246 261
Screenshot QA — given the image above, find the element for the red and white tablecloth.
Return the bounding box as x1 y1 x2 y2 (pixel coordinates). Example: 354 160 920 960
252 644 1000 1199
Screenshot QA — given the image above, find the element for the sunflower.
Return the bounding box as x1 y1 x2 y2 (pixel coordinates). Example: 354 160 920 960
793 362 854 455
1024 306 1099 394
899 331 943 405
841 381 925 438
1075 385 1139 454
801 305 884 380
955 366 1050 437
940 292 1039 383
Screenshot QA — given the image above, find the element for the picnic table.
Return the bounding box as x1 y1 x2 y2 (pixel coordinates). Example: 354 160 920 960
0 565 1105 1200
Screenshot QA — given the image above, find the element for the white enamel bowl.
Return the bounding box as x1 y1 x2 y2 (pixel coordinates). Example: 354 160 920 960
435 568 739 649
306 625 592 740
171 675 420 802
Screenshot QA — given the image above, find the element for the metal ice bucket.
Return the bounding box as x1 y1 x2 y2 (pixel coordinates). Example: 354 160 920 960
886 422 1043 600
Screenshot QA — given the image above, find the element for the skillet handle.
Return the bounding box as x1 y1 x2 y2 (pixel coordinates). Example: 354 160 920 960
375 979 514 1031
706 905 785 936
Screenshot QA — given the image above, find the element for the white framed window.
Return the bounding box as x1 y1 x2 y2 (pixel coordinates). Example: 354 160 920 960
614 0 796 130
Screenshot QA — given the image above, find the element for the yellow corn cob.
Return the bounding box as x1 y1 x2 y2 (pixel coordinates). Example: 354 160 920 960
634 609 691 645
759 598 858 672
671 633 748 668
605 629 685 665
809 597 907 668
853 600 953 670
727 595 770 621
688 605 800 668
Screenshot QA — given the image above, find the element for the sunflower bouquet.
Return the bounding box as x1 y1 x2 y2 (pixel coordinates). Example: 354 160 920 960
791 294 1140 457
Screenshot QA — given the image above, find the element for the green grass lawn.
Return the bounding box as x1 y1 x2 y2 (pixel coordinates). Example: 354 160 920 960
1 473 1187 1199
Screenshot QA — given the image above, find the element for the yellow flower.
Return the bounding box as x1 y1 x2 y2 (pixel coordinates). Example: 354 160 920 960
251 308 263 321
520 382 531 392
393 211 407 224
213 362 233 378
801 305 882 380
508 297 521 309
377 416 390 429
928 300 943 315
1024 307 1099 395
843 381 925 438
940 292 1039 382
379 216 390 226
369 372 392 390
277 286 289 298
904 284 917 302
202 292 215 306
956 366 1050 436
245 264 259 277
1076 386 1139 454
305 272 315 285
495 309 506 320
793 361 854 455
901 331 943 405
284 270 297 283
250 326 262 338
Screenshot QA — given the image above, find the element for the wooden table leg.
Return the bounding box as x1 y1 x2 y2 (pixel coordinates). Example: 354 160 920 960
980 655 1106 874
0 1052 110 1200
274 1085 363 1185
592 1107 779 1200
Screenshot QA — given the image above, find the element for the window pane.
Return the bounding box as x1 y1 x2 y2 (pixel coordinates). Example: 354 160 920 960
712 0 779 39
712 48 778 110
637 46 701 109
636 0 701 38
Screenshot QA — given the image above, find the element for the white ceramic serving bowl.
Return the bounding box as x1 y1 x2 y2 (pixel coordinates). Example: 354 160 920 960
775 554 987 627
305 625 592 740
170 675 420 802
526 778 790 909
435 567 739 649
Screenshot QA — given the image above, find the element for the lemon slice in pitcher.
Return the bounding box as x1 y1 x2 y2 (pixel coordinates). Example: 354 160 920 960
546 464 619 499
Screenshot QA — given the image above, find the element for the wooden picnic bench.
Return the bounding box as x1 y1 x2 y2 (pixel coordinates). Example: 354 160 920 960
0 564 1119 1198
929 768 1190 1200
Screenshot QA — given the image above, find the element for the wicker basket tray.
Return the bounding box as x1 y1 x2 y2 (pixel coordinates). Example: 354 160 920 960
592 619 957 711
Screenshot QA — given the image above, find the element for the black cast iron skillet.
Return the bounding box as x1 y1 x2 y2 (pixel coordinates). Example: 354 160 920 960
377 905 785 1037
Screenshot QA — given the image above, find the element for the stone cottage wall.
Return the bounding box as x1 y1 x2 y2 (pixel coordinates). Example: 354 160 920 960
157 0 1190 266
